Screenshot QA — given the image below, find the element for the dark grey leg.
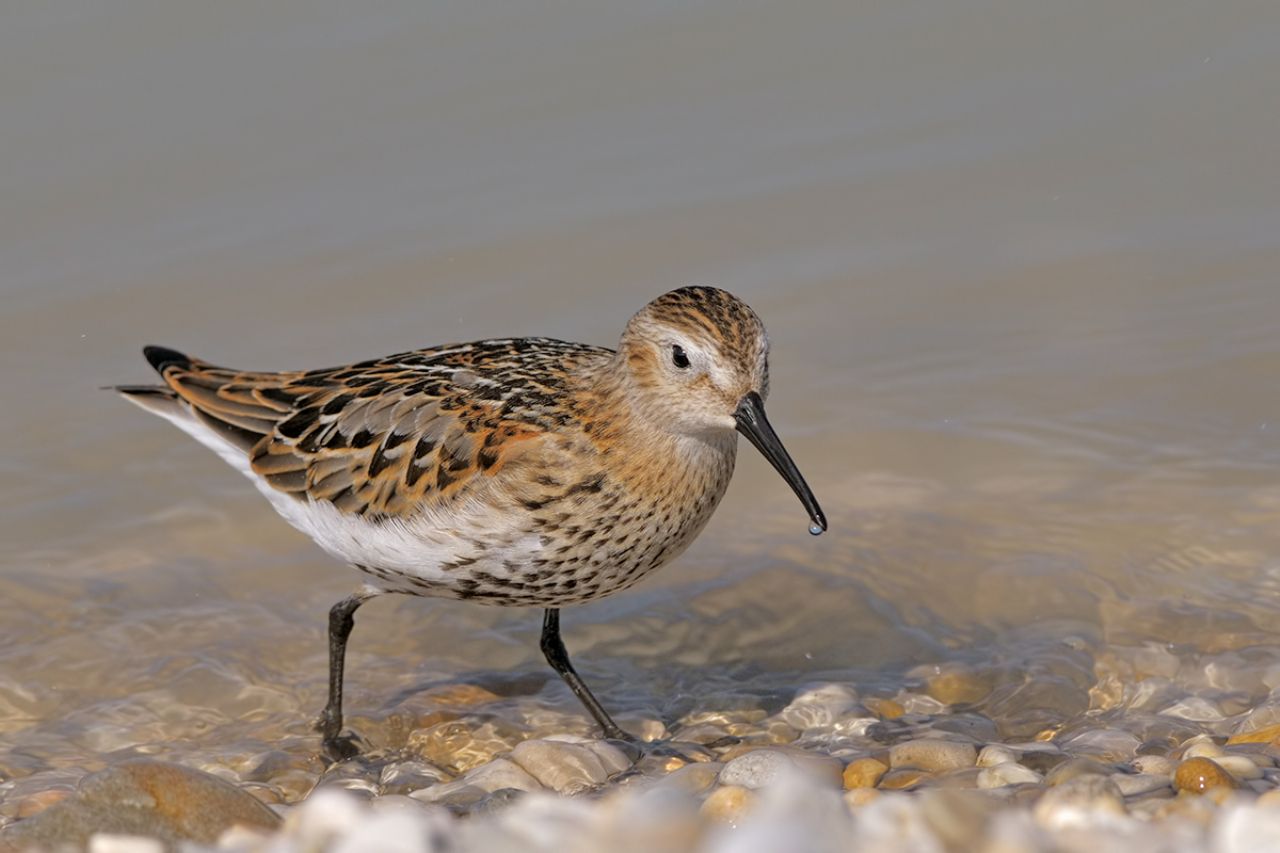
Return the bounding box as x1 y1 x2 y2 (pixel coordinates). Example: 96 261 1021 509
318 590 377 758
540 608 632 741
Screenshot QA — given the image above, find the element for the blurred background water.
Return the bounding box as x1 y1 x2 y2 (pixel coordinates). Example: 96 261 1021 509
2 0 1279 790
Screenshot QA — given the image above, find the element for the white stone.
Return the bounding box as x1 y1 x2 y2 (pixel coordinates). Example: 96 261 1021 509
1112 773 1171 797
719 749 840 790
1182 738 1225 759
976 745 1018 768
511 740 613 794
1160 697 1225 723
411 758 544 803
1215 755 1264 781
777 682 860 730
1061 728 1141 761
1033 776 1127 831
977 764 1042 789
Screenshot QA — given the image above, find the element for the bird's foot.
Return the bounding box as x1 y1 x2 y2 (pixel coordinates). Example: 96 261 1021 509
315 708 366 762
321 732 364 763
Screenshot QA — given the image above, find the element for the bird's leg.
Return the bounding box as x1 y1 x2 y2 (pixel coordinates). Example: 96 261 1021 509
318 589 378 759
539 608 633 742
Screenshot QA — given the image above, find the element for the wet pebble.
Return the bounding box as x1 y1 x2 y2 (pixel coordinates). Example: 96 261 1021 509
1033 775 1126 830
1060 728 1141 762
977 763 1042 789
378 760 452 796
1044 757 1112 786
878 769 930 791
411 757 543 805
976 745 1018 768
1174 757 1236 795
863 697 906 720
888 739 978 773
1132 755 1177 776
777 682 860 729
1183 736 1226 760
718 747 842 790
923 666 993 705
410 720 519 773
1112 773 1172 797
699 785 754 826
508 738 627 794
1214 755 1264 782
842 758 888 789
0 759 279 851
655 762 722 795
1228 723 1280 747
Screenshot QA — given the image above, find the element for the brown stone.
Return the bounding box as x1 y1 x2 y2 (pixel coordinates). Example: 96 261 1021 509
1227 723 1280 746
1173 757 1236 795
864 698 905 720
926 669 992 706
879 769 930 791
0 759 280 851
13 789 72 820
843 758 888 789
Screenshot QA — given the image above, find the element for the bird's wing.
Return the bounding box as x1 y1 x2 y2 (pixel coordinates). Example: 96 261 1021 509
144 339 608 517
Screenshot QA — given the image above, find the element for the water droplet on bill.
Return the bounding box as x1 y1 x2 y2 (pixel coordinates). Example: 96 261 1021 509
809 523 825 536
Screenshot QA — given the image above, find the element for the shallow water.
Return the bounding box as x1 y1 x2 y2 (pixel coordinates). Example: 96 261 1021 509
3 0 1280 828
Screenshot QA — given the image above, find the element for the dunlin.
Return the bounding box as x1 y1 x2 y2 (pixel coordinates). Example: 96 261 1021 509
116 286 826 757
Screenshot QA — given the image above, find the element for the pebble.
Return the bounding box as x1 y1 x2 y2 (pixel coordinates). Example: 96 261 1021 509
863 697 906 719
1214 755 1264 782
378 760 452 796
1033 775 1126 830
977 763 1042 789
1060 728 1141 762
1174 757 1236 795
842 758 888 789
777 682 860 729
410 758 543 804
718 747 842 790
1112 773 1173 797
1183 738 1226 760
977 745 1018 768
878 769 930 791
0 760 279 850
655 762 722 795
1228 723 1280 746
924 667 992 705
699 785 754 826
1132 755 1177 776
1044 757 1112 786
889 739 978 773
508 739 622 794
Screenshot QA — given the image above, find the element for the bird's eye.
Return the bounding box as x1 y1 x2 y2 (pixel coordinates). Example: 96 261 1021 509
671 344 690 369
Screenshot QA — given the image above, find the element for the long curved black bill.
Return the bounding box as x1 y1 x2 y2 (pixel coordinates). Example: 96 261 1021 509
734 391 827 534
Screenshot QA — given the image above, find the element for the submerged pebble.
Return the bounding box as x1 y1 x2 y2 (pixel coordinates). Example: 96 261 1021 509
508 738 628 794
889 739 978 773
1175 758 1236 795
0 760 279 850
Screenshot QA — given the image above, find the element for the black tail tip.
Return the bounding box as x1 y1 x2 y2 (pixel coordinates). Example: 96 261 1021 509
143 345 191 373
